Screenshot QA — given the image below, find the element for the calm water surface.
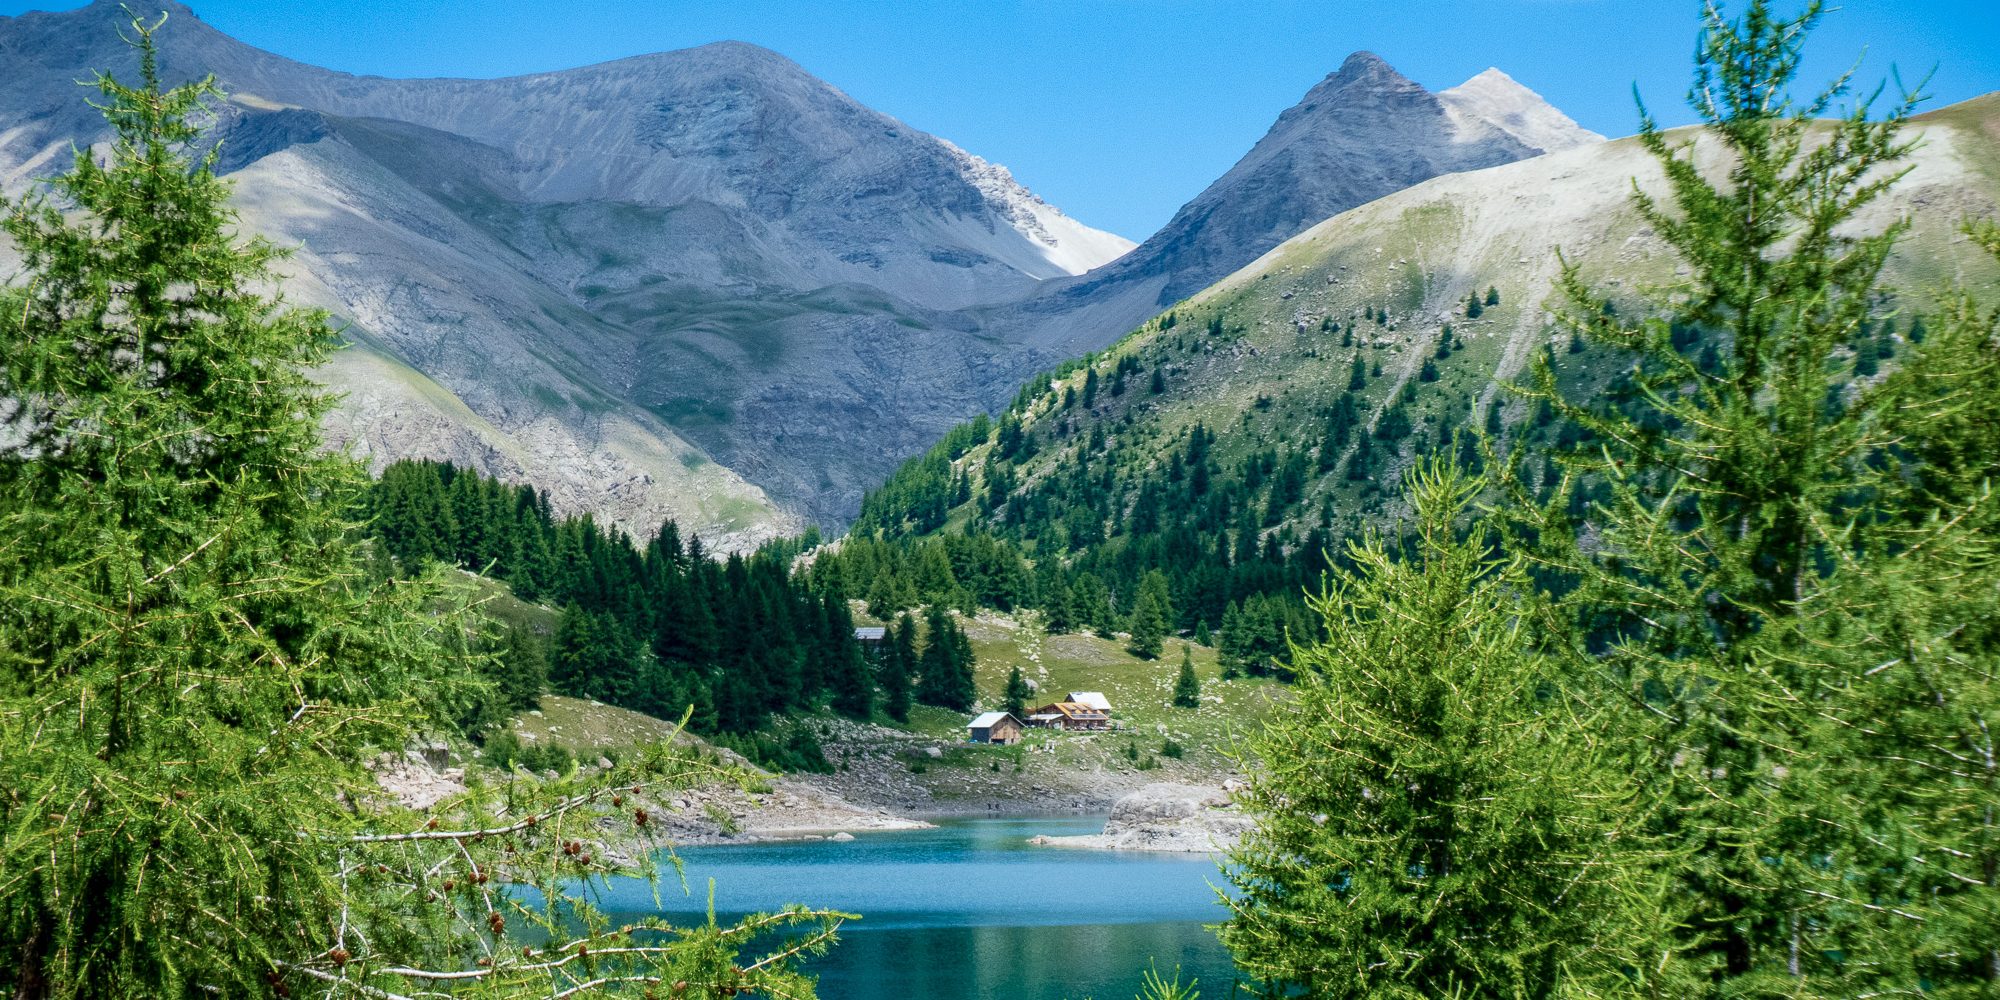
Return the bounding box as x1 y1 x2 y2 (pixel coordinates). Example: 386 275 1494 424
596 816 1239 1000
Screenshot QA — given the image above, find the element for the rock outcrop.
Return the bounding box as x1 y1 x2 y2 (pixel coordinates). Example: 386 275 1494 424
1030 782 1253 853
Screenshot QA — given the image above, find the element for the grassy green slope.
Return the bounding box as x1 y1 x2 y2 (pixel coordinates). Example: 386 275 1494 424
909 611 1282 773
865 101 2000 551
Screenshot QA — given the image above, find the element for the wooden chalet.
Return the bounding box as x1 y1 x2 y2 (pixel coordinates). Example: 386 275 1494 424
1066 691 1112 713
1025 701 1111 731
966 711 1023 745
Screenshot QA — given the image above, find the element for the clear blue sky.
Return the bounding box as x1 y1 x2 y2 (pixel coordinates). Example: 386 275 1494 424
6 0 1996 240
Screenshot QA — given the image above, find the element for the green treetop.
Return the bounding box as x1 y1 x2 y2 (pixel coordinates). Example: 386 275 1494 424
1002 664 1032 718
1508 0 2000 990
880 613 918 723
1171 646 1200 708
915 604 976 711
1126 569 1174 659
1223 462 1653 998
0 18 838 998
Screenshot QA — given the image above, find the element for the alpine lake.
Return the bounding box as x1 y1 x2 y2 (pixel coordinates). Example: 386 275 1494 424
595 815 1240 1000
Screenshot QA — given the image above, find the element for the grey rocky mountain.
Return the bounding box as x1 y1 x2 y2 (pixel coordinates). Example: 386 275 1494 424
1001 52 1603 359
0 0 1131 538
1 2 1599 531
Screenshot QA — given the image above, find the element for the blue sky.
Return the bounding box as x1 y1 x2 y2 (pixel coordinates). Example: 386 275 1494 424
5 1 1996 240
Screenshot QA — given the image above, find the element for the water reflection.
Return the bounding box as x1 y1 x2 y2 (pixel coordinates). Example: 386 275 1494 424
598 815 1240 1000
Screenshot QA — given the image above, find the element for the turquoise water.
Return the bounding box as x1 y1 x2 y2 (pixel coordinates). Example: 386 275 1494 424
595 816 1240 999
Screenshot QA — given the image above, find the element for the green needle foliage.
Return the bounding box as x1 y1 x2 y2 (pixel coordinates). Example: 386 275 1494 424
1171 645 1201 708
1222 461 1656 999
1003 664 1032 718
1505 0 2000 992
0 16 840 998
1127 569 1174 660
915 603 976 711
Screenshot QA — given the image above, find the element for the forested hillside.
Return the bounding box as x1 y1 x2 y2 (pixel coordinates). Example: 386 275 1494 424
362 460 869 734
836 83 2000 666
0 31 840 997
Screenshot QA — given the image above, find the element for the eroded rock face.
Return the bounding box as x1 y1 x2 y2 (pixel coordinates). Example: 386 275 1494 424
1 4 1597 528
1030 782 1255 853
0 1 1131 533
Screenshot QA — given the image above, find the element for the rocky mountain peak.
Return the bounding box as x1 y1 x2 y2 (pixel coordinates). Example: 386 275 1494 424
1439 67 1605 152
2 3 1140 534
1275 51 1434 131
1043 51 1544 315
1326 50 1422 92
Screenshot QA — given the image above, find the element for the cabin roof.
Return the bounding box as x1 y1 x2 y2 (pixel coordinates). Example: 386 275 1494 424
1067 691 1112 711
968 711 1019 729
1033 702 1110 720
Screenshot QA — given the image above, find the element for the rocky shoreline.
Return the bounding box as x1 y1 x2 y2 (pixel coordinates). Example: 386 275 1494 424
371 743 1246 857
1028 782 1252 854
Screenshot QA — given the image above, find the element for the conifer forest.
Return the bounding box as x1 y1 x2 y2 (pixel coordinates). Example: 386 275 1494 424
2 2 1997 998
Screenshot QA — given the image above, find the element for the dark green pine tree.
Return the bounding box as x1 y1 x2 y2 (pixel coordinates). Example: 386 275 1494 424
1218 603 1246 678
1126 570 1173 659
1171 646 1201 708
916 605 977 711
549 604 641 706
510 503 557 601
1002 665 1032 718
822 593 874 719
497 625 550 712
881 612 918 723
1347 354 1367 391
1041 575 1077 634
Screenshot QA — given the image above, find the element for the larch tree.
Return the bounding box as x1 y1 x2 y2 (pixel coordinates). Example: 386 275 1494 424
1222 462 1657 999
0 18 839 999
1126 569 1173 660
1508 0 2000 991
916 604 977 711
881 612 918 723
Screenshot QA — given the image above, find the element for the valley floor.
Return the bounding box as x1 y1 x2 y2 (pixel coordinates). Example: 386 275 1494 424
424 609 1281 853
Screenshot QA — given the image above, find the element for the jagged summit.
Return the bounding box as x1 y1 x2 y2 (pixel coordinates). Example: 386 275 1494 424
1029 50 1548 327
1330 50 1400 79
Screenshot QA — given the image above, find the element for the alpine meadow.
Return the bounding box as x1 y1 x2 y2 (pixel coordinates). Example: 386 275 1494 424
1 1 1997 999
